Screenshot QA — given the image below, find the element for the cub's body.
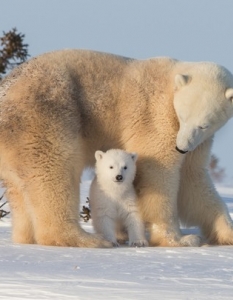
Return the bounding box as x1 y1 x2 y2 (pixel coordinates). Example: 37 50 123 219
89 149 147 247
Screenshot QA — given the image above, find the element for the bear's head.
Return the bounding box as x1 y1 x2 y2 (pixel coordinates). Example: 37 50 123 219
173 62 233 153
94 149 137 186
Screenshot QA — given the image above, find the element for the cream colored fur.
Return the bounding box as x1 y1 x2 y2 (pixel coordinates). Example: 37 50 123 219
89 149 148 247
0 49 233 247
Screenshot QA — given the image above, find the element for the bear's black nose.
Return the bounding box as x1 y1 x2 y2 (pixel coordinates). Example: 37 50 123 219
175 146 188 154
116 175 123 181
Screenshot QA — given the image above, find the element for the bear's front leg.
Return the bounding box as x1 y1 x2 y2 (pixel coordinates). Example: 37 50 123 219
135 162 201 247
178 139 233 245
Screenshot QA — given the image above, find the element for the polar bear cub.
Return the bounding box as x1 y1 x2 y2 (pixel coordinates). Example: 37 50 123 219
89 149 148 247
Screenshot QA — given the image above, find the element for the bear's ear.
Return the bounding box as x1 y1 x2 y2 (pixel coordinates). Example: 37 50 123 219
175 74 191 89
131 152 138 162
225 88 233 103
95 150 104 161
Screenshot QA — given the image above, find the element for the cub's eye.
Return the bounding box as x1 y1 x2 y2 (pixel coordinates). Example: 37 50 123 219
124 166 127 170
109 166 113 169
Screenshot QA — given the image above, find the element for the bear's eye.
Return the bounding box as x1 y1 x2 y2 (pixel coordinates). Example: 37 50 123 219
109 166 113 169
198 125 209 130
124 166 127 170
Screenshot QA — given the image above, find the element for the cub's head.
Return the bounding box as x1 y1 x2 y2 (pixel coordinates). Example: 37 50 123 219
94 149 137 185
173 62 233 153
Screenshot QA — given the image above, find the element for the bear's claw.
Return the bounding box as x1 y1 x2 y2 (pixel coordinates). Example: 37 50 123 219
129 240 149 247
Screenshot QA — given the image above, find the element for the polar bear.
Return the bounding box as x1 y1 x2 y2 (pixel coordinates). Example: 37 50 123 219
0 49 233 247
89 149 148 247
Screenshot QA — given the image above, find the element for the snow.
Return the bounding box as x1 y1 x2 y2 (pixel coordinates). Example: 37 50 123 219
1 180 233 299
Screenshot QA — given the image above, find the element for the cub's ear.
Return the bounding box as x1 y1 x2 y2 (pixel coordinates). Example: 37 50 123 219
131 152 138 162
175 74 191 89
95 150 104 161
225 88 233 103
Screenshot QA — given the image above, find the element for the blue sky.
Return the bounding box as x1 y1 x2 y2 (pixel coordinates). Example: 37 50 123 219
1 0 233 182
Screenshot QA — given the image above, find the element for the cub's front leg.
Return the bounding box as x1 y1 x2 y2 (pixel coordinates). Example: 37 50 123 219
122 202 148 247
90 201 119 246
94 215 119 246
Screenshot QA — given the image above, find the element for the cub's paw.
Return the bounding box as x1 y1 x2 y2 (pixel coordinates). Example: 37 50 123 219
180 234 202 247
102 236 119 247
129 239 149 247
112 241 120 247
117 238 127 245
87 234 113 248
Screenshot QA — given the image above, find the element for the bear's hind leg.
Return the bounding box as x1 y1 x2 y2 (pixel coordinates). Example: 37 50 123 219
26 167 111 248
5 139 111 248
6 183 35 244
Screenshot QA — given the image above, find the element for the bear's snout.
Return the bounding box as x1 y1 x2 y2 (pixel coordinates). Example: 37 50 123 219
175 146 188 154
116 175 123 182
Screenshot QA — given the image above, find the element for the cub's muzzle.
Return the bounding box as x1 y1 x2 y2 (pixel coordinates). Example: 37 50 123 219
115 175 123 181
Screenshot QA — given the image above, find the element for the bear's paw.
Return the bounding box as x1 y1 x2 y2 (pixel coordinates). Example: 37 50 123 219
179 234 202 247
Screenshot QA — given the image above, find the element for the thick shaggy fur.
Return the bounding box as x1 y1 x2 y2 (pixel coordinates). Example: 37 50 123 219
89 149 148 247
0 49 233 247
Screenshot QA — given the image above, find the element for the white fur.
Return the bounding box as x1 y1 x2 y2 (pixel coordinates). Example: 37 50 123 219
173 63 233 153
2 50 233 247
89 149 148 247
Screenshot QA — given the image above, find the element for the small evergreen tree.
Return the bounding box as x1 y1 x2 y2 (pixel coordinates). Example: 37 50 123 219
209 154 225 183
0 28 29 80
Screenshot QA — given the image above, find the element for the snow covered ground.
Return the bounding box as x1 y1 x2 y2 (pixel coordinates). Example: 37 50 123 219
1 179 233 300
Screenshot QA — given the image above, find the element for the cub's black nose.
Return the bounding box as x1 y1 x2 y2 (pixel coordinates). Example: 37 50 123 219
116 175 123 181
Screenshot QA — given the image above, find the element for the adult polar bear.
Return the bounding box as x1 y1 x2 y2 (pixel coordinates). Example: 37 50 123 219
0 50 233 247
